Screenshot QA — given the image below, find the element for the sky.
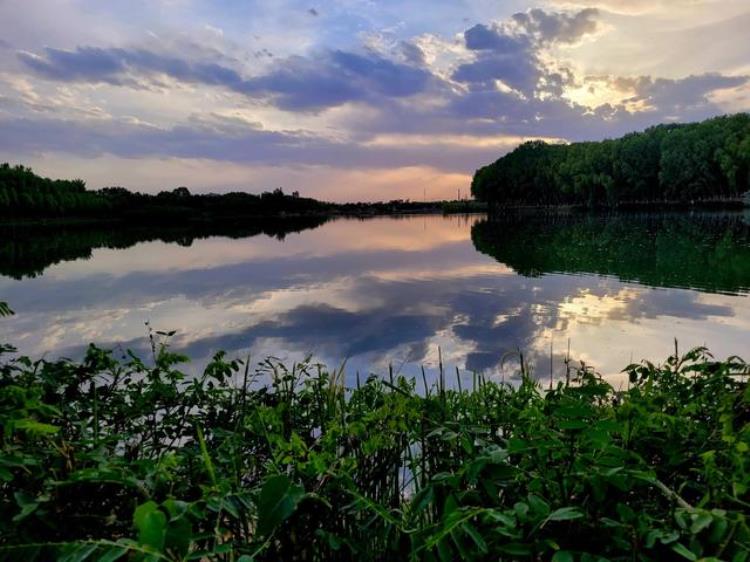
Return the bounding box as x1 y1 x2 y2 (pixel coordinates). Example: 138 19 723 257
0 0 748 201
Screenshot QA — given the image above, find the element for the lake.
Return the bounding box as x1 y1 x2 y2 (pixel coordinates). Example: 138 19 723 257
1 212 749 385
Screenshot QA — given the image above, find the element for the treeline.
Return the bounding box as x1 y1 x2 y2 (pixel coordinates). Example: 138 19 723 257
0 164 110 216
472 113 750 207
0 163 485 221
99 185 331 220
0 164 331 220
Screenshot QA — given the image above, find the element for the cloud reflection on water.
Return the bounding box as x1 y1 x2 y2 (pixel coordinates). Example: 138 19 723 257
1 214 748 382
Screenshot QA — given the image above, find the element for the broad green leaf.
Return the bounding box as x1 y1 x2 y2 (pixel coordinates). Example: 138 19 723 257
690 512 713 534
12 491 39 522
547 507 585 522
165 516 193 557
528 495 550 517
256 475 304 537
134 501 167 551
671 543 697 561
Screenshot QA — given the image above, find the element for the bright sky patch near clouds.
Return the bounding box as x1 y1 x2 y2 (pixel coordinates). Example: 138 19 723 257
0 0 747 201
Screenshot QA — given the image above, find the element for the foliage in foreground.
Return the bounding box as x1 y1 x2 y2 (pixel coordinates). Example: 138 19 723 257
0 339 749 561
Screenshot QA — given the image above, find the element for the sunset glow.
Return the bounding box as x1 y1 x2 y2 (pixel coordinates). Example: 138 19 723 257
0 0 747 200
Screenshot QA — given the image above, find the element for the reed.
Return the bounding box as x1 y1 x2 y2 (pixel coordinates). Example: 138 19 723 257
0 340 748 561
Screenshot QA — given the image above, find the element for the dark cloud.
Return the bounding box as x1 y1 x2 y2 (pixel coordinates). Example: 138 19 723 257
240 50 434 111
14 10 596 114
464 24 530 52
437 69 745 140
399 40 426 66
18 46 245 88
18 47 128 84
9 10 747 156
458 24 538 93
512 8 599 44
180 303 443 361
0 114 506 172
454 9 598 97
628 73 748 111
18 45 435 112
452 54 541 93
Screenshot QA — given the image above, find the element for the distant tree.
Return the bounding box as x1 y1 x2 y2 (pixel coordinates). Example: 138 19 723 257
0 166 336 220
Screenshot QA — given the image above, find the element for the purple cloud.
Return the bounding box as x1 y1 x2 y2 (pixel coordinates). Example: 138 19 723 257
18 45 435 112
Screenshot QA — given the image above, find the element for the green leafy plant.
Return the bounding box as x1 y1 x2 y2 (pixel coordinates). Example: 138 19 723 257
0 340 748 561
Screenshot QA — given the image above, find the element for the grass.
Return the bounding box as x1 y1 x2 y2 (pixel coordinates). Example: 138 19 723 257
0 335 749 561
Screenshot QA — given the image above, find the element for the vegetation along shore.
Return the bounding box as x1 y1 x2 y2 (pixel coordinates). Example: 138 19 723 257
0 164 485 224
0 337 748 561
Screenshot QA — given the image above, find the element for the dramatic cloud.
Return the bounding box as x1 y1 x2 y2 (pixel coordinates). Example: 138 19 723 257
463 24 530 52
17 46 247 94
0 115 507 173
240 50 435 111
453 9 599 97
18 45 436 111
627 73 748 111
452 52 541 94
0 0 747 197
512 8 600 44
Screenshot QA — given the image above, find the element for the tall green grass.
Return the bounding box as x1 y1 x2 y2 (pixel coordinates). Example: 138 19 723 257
1 337 748 561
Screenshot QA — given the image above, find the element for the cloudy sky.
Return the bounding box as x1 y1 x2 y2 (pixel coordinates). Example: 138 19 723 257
0 0 748 201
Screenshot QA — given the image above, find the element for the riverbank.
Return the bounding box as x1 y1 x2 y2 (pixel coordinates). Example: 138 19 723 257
1 341 747 561
486 197 747 216
1 161 489 224
0 200 488 228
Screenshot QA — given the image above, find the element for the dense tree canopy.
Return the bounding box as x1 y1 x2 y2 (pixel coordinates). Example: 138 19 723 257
472 114 750 207
0 164 110 217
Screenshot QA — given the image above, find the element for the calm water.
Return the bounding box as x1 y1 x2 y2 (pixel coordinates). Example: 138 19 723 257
1 212 749 383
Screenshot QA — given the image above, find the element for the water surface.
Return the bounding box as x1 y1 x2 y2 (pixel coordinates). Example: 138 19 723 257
1 212 749 383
